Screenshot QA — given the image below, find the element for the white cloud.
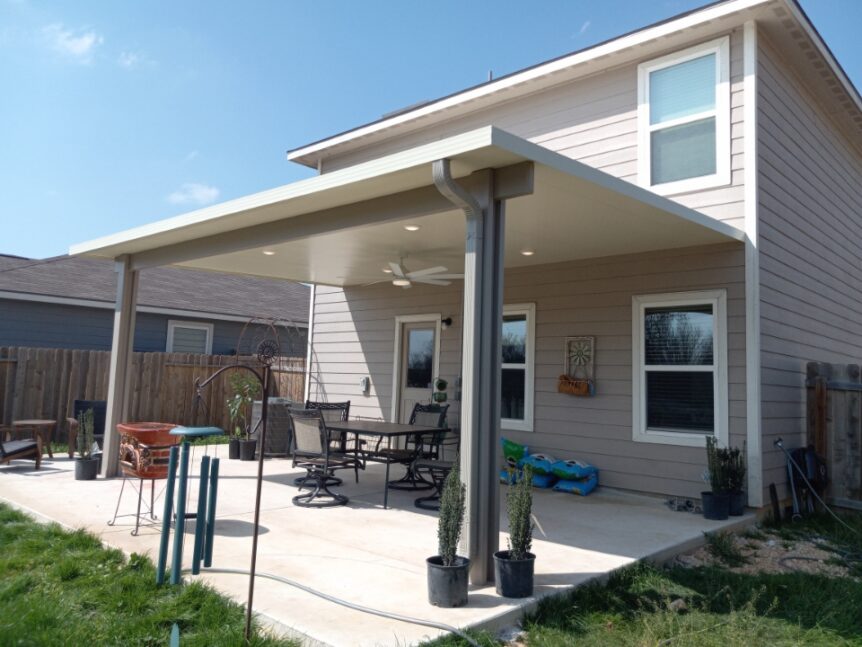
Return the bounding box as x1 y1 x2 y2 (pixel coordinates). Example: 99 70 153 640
167 182 220 206
42 23 102 63
118 50 154 69
579 20 591 35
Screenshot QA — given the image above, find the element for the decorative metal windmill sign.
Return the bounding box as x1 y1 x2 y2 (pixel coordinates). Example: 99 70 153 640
558 336 595 396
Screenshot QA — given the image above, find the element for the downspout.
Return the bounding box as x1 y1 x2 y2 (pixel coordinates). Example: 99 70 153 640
432 159 481 219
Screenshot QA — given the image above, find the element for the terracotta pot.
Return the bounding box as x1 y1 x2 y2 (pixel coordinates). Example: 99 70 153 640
116 422 179 479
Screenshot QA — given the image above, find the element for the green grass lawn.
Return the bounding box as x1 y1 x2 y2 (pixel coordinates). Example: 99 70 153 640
428 512 862 647
0 503 295 647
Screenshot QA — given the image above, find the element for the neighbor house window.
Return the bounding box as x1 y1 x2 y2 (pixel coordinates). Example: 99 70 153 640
501 303 535 432
638 37 730 194
166 320 214 354
632 291 727 447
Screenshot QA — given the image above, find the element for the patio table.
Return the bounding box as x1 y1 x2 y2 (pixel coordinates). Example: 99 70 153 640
11 419 56 458
325 420 446 509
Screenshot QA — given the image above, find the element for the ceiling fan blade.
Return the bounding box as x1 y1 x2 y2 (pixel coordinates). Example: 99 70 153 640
361 279 391 287
388 262 406 278
411 277 451 286
406 265 448 278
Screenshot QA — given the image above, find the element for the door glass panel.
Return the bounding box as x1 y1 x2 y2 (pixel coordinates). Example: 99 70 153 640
405 328 434 389
502 315 527 364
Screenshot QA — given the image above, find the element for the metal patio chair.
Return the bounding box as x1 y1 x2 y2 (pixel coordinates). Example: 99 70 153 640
289 409 351 508
383 402 449 492
302 400 364 480
414 429 460 510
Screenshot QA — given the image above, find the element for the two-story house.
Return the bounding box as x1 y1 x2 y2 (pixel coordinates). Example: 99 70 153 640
71 0 862 578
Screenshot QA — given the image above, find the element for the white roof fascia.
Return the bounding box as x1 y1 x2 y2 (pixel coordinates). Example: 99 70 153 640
0 290 308 326
287 0 772 164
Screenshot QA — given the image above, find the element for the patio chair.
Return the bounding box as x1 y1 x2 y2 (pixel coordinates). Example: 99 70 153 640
414 429 461 510
289 409 351 508
301 400 364 481
383 403 449 492
0 430 42 470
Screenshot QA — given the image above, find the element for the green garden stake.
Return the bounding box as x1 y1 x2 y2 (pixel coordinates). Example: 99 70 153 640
191 455 210 575
170 441 190 585
156 445 179 585
204 457 220 568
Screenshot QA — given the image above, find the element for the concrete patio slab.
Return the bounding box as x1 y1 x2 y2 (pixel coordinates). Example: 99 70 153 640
0 453 754 646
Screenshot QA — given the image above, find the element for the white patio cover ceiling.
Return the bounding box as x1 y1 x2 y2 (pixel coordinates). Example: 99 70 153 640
71 127 743 287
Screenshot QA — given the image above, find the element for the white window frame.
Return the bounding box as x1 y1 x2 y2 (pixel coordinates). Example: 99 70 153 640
637 36 731 195
166 319 214 354
632 290 727 448
501 303 535 433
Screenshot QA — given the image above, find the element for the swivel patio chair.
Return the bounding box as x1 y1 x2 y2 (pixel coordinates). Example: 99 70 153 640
289 409 351 508
414 429 461 510
383 402 449 492
299 400 363 484
0 428 42 470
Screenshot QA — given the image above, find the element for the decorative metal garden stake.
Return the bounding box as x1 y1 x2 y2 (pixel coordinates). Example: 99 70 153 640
156 445 179 585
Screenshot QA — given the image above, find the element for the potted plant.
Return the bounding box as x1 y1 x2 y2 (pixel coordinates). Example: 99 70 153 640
702 436 730 520
432 378 448 403
226 372 261 461
427 464 470 607
495 465 536 598
74 408 99 481
726 445 746 516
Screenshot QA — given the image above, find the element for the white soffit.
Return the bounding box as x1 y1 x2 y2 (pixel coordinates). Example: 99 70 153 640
70 127 743 287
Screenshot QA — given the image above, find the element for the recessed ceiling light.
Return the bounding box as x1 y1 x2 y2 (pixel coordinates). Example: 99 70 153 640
382 268 393 273
520 249 535 256
392 278 411 287
403 225 421 232
262 250 276 256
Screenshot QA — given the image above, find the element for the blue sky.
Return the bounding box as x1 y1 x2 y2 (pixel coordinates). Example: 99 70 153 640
1 0 859 259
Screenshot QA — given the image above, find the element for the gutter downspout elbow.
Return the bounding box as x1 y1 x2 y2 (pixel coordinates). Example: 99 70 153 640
432 159 481 222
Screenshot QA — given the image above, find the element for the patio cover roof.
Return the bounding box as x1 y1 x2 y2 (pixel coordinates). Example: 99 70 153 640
71 127 744 285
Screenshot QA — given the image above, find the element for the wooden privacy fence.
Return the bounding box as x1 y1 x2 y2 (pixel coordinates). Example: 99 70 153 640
0 347 306 439
807 361 862 510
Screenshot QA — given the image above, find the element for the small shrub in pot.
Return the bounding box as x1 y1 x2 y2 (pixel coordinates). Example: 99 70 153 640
74 408 99 481
494 465 536 598
702 437 730 520
427 464 470 607
725 445 747 516
226 372 261 460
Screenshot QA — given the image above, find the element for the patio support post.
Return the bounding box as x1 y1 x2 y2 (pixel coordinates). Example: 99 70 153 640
102 255 139 477
433 161 504 585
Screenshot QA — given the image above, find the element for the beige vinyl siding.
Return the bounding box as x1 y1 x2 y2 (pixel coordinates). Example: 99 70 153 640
321 30 746 230
757 37 862 499
308 242 746 499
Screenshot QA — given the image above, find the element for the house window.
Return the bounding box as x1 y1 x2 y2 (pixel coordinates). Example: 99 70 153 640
166 320 214 354
632 291 727 447
501 303 535 432
638 37 730 194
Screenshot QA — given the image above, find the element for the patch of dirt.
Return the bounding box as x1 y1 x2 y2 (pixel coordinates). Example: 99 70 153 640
674 532 854 578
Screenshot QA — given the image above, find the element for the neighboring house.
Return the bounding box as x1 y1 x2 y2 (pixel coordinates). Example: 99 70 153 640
71 0 862 575
0 254 309 356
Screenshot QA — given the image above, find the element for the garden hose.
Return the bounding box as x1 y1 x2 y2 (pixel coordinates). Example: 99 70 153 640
184 567 482 647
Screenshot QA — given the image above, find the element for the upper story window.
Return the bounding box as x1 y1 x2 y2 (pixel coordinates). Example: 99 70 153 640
638 37 730 195
166 320 214 354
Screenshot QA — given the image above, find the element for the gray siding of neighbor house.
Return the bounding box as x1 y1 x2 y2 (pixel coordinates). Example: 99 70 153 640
0 299 308 356
308 242 746 499
320 29 746 230
757 38 862 497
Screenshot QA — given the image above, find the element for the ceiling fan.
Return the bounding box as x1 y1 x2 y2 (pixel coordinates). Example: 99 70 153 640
368 261 464 288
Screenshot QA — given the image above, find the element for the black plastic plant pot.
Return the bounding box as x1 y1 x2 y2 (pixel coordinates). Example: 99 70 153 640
701 491 730 520
228 438 240 460
494 550 535 598
238 439 256 461
728 490 746 516
74 457 99 481
427 555 470 607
